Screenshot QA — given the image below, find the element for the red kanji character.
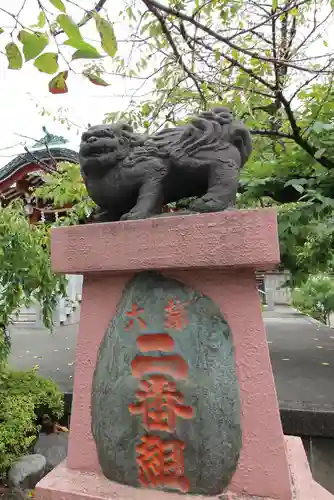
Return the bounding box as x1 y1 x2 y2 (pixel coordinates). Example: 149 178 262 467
164 299 188 330
131 354 188 380
129 374 194 432
125 304 147 331
136 435 190 493
136 333 174 352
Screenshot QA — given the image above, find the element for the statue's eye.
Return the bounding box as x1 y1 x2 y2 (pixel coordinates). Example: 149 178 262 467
82 132 90 142
122 124 133 133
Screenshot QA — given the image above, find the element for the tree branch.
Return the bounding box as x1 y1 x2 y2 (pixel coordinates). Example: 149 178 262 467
141 0 329 74
187 34 276 92
175 22 275 99
292 4 332 57
141 1 207 105
228 0 308 41
277 91 334 169
139 0 334 170
23 147 55 173
302 75 334 136
271 6 280 97
0 7 25 28
54 0 109 36
250 129 294 139
289 59 333 104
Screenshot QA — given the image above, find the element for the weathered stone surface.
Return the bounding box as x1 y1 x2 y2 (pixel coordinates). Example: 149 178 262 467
8 454 46 490
91 271 241 496
1 487 33 500
33 432 68 473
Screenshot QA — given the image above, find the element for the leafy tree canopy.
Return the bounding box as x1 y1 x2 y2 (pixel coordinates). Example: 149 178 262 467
0 0 333 305
0 0 333 164
2 1 334 220
292 274 334 324
0 201 67 363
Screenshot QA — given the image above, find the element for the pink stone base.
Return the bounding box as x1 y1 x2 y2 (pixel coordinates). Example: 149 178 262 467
35 437 333 500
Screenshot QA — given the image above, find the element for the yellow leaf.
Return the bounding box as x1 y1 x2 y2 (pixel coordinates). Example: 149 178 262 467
94 14 118 57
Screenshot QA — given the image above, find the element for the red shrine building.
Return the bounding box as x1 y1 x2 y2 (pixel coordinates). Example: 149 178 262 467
0 127 79 223
0 128 82 326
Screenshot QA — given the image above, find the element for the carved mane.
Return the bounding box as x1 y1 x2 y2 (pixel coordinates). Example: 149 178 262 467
125 107 252 166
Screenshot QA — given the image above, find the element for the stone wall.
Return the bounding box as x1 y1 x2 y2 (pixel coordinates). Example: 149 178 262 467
264 271 291 305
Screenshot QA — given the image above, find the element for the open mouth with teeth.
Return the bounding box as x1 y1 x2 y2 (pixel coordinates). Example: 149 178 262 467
80 137 119 158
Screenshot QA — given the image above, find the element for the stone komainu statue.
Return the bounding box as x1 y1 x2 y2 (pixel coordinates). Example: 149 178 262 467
79 107 252 222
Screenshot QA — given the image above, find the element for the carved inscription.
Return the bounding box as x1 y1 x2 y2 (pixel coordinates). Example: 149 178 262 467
127 301 193 492
136 435 189 493
164 299 188 330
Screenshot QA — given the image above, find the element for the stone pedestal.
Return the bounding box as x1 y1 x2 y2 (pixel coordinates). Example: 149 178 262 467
36 209 333 500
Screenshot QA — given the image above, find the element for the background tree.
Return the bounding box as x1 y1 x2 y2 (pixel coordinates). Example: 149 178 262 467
1 0 334 287
0 200 67 475
1 0 334 173
0 201 67 364
5 0 334 470
292 274 334 324
2 1 333 217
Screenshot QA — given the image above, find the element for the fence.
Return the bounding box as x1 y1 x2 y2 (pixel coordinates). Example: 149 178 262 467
12 271 293 327
12 275 83 327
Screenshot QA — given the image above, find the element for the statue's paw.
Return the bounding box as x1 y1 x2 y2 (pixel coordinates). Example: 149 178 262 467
120 210 148 221
189 195 227 213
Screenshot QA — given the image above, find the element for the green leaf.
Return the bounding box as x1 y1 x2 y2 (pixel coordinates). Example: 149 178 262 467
34 53 59 74
0 28 4 35
5 43 23 70
48 0 66 12
231 49 238 60
48 70 68 94
57 14 82 40
284 178 308 188
293 184 304 194
94 14 118 57
72 47 103 60
323 40 328 47
64 38 102 60
220 9 228 21
141 103 151 116
83 71 109 86
64 38 101 54
140 22 151 35
149 23 162 37
272 0 278 9
321 123 334 131
314 148 326 159
17 31 48 62
32 11 46 28
126 6 135 21
312 121 325 134
283 179 307 194
230 4 239 15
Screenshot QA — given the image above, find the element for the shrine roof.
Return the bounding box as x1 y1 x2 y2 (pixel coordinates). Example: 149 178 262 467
0 127 79 185
0 145 79 181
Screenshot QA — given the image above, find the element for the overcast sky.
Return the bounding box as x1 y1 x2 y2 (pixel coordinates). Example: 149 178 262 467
0 0 138 167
